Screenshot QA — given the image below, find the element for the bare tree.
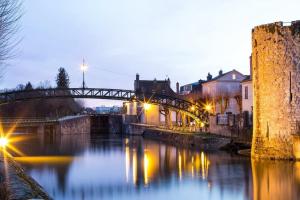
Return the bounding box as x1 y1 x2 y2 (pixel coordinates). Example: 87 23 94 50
233 91 243 113
37 80 51 89
0 0 22 79
216 90 230 114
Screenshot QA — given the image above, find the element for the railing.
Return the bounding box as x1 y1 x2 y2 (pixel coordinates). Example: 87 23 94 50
0 117 58 124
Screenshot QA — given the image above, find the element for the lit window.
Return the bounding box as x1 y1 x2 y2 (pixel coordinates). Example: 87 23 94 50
232 74 236 80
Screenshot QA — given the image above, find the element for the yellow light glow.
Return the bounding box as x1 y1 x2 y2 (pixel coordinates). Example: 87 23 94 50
143 103 151 111
200 122 205 128
0 137 8 148
0 122 29 158
204 103 212 112
200 151 210 180
14 156 74 164
125 147 130 183
190 106 195 111
178 153 182 180
144 152 149 185
132 150 137 184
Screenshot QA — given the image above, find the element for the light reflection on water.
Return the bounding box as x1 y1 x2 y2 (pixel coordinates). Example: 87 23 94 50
11 134 300 200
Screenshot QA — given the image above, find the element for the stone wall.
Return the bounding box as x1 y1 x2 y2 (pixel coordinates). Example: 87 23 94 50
252 21 300 159
0 156 52 199
108 115 123 134
90 115 109 133
123 123 156 135
208 115 252 143
141 104 160 126
143 128 231 150
58 115 91 135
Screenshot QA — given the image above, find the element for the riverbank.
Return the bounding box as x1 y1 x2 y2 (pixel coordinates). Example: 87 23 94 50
143 128 232 151
0 155 52 200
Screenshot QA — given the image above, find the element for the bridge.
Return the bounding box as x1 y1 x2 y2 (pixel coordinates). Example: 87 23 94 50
0 87 208 124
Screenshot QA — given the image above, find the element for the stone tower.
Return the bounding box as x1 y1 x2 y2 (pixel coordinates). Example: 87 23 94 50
252 21 300 159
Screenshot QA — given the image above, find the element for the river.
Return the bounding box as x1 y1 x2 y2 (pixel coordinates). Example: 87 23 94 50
11 133 300 200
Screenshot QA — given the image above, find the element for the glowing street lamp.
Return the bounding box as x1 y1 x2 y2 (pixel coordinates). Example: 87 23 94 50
143 103 151 124
190 106 195 111
143 103 151 111
0 137 8 148
80 59 88 89
204 103 212 113
200 122 205 128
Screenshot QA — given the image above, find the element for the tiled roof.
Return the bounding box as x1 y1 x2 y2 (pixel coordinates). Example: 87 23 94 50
241 75 251 82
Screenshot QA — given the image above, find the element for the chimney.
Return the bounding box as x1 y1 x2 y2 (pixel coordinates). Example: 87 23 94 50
134 73 140 91
219 70 223 76
176 82 179 94
207 73 212 81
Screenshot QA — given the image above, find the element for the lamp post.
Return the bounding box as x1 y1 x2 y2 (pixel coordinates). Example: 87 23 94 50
80 59 88 89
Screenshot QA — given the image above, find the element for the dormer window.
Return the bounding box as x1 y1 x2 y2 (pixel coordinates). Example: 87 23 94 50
232 74 236 80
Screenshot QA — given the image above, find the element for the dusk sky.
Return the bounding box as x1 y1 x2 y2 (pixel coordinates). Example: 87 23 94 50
2 0 300 106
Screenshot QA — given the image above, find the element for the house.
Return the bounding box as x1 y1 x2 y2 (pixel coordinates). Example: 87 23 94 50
202 69 246 114
134 73 174 96
241 76 253 114
179 81 203 95
126 74 175 126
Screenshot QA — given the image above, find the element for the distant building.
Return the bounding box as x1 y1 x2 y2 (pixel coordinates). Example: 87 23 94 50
241 76 253 113
95 106 122 114
134 73 175 96
176 69 246 114
125 74 178 126
179 80 205 95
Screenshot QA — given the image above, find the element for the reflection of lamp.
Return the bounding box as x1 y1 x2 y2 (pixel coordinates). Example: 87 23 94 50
80 59 88 89
144 152 149 185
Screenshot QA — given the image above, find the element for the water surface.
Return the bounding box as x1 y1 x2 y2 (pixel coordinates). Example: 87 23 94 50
12 133 300 200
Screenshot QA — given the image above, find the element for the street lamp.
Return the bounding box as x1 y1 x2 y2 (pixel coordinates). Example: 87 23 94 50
190 105 195 111
204 103 212 113
80 59 88 89
0 137 8 148
143 103 151 111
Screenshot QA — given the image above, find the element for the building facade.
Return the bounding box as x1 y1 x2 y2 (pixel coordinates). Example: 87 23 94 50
125 74 177 126
202 70 245 114
241 76 253 113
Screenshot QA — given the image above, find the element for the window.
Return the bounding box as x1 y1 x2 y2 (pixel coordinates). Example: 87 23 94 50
245 86 248 99
232 74 236 80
